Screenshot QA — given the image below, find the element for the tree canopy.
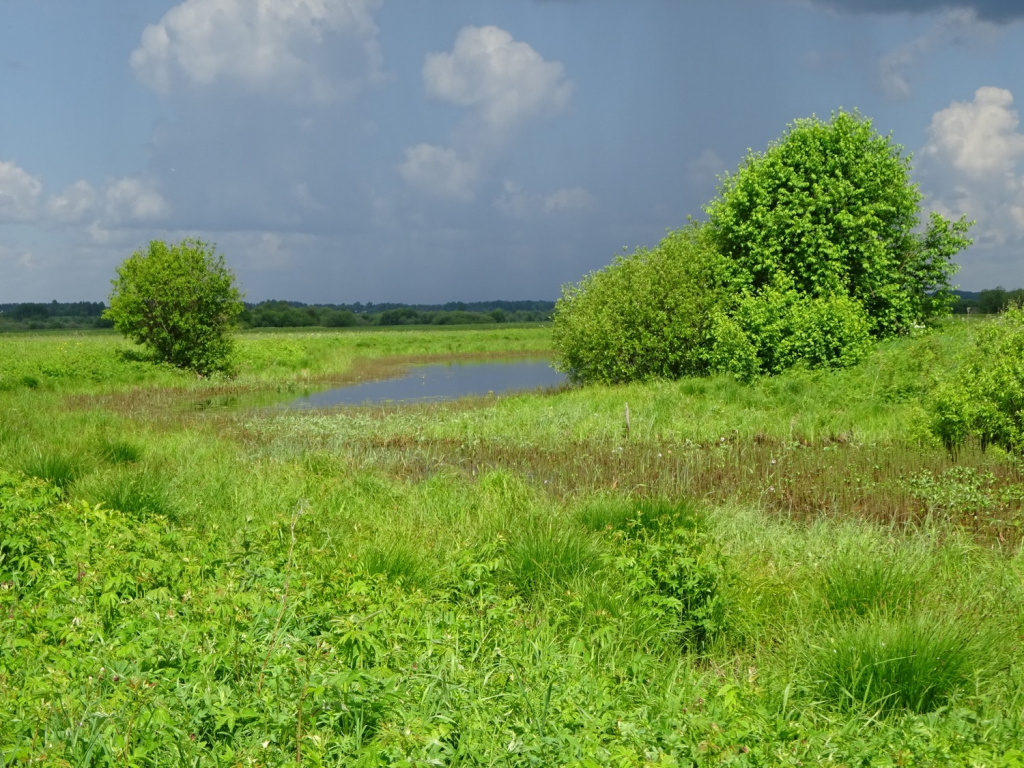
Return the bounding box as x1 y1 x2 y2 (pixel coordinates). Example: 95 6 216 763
105 239 243 375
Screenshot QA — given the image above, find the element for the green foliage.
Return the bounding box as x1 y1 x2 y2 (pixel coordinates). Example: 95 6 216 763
611 510 727 649
552 225 733 383
105 238 243 375
706 111 971 337
709 277 873 380
503 523 602 596
554 110 972 386
929 306 1024 455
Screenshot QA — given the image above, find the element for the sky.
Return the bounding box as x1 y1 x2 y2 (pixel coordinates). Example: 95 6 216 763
2 0 1024 304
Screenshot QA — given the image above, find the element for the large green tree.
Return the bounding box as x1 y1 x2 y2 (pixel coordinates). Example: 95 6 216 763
553 110 974 385
705 110 972 337
105 238 244 375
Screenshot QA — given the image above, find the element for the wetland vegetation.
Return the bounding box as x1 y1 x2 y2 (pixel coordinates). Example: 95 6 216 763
3 320 1024 765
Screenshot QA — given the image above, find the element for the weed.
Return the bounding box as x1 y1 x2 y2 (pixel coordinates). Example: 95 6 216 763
99 438 144 464
360 539 431 589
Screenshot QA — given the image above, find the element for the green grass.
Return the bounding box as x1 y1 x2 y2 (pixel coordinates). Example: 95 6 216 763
3 321 1024 764
807 610 1005 714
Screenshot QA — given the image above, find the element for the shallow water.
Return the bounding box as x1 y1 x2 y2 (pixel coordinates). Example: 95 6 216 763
283 358 566 408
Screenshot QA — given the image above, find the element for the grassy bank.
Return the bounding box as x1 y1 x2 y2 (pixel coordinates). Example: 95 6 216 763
2 321 1024 765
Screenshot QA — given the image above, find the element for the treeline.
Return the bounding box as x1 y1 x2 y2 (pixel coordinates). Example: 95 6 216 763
0 301 112 331
952 289 1024 315
239 300 553 328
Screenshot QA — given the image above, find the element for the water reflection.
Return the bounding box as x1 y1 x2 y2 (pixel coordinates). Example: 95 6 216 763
284 358 566 409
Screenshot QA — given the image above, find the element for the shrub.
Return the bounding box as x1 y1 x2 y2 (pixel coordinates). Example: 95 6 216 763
929 306 1024 456
709 279 873 380
552 224 733 384
105 238 243 375
554 110 972 386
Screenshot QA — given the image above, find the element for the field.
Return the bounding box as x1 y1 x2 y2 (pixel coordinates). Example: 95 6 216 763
2 322 1024 766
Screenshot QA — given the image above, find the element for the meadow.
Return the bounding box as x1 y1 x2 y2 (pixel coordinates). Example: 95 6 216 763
2 321 1024 766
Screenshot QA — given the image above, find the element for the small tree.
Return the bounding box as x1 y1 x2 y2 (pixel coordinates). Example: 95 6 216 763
105 238 243 375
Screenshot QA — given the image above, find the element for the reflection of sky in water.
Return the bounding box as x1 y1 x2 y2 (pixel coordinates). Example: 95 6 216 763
286 359 566 408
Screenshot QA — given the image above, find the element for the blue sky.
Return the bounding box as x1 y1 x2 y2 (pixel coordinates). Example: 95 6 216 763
2 0 1023 303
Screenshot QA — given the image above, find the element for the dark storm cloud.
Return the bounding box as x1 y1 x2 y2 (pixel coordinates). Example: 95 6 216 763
811 0 1023 23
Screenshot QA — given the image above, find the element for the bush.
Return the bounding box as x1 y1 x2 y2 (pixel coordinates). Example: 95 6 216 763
930 305 1024 456
105 238 243 375
552 225 733 384
709 278 873 381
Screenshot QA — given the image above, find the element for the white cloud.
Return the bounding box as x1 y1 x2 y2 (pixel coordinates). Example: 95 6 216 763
496 180 597 218
0 160 43 222
400 26 574 202
46 180 97 224
423 25 573 134
103 177 172 225
919 87 1024 257
398 144 481 202
876 8 998 100
922 86 1024 177
131 0 384 102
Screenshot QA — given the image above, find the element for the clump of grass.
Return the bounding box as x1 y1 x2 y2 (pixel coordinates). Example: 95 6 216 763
576 497 702 535
360 539 430 590
99 438 144 464
19 450 87 490
504 524 601 596
91 470 176 520
808 611 1000 714
820 546 927 617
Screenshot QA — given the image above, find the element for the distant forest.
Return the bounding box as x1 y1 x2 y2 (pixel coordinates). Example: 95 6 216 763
0 299 555 332
1 291 1018 332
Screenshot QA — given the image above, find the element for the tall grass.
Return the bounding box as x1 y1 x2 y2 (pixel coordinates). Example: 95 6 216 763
807 611 1004 714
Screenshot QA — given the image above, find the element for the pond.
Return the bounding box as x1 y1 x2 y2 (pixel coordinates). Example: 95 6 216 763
283 358 566 409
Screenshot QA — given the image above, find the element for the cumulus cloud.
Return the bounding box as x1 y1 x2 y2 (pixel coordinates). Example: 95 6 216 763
131 0 384 102
423 25 573 134
103 177 172 225
495 180 597 218
922 86 1024 176
399 26 574 202
919 87 1024 257
46 180 97 224
0 160 43 223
